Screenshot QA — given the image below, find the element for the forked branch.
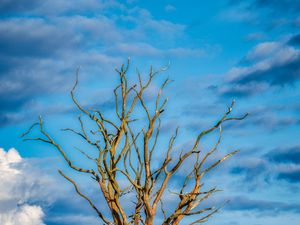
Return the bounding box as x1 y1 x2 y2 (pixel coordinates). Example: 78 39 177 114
22 60 247 225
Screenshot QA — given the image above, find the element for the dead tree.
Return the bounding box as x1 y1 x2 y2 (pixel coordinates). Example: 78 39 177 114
22 60 248 225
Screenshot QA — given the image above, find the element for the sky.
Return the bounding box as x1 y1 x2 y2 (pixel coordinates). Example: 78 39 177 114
0 0 299 224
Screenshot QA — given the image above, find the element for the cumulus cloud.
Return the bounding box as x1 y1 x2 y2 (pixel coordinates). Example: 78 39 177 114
0 148 59 225
0 205 45 225
0 147 21 166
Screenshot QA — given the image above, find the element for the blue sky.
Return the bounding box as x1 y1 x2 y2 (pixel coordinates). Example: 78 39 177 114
0 0 299 224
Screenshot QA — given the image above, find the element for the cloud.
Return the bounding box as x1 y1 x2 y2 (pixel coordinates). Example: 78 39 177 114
277 167 300 183
0 148 60 225
0 18 79 58
218 40 300 97
220 5 257 23
263 146 300 183
0 147 21 164
218 82 269 97
229 145 300 186
288 33 300 46
228 0 300 17
0 205 45 225
266 145 300 164
165 4 176 12
108 42 207 58
184 102 300 134
136 8 183 32
0 0 39 14
229 41 300 85
0 148 44 225
250 0 300 13
47 214 98 225
0 0 123 16
295 17 300 27
227 113 300 131
0 17 80 121
230 157 267 179
0 1 205 126
227 196 300 214
0 15 122 126
245 32 265 41
226 0 300 32
0 148 103 223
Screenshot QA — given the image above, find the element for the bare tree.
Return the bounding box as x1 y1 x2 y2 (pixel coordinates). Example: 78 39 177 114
22 60 248 225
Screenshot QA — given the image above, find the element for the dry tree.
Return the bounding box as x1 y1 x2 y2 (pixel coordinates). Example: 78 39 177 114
22 60 248 225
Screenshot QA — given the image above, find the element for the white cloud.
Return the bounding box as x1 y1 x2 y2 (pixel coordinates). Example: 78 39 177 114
0 147 21 170
0 205 45 225
0 148 59 225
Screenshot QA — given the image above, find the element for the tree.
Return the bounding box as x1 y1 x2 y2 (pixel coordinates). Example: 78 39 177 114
22 60 248 225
